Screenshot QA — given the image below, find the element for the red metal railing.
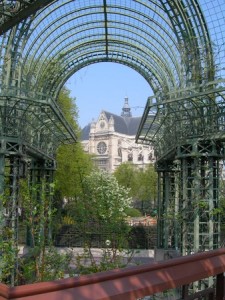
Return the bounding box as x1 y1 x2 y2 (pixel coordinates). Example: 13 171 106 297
0 248 225 300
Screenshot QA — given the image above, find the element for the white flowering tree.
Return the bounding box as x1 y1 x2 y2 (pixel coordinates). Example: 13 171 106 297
82 169 132 222
68 170 134 273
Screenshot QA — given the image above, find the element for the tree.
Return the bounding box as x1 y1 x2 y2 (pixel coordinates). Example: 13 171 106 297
60 169 134 274
114 163 157 215
54 87 94 210
18 180 69 283
135 164 158 215
56 87 79 131
63 169 132 249
113 162 139 196
55 143 93 199
84 170 132 221
68 169 132 223
0 87 82 286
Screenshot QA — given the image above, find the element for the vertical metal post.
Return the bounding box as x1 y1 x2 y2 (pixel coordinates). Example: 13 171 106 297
157 169 162 249
208 157 214 250
43 160 55 241
28 159 55 245
181 158 188 256
0 154 5 280
28 159 44 247
176 140 222 255
193 157 200 253
182 284 189 299
10 157 19 286
216 273 225 300
164 171 170 249
174 165 180 250
0 153 5 223
157 171 162 248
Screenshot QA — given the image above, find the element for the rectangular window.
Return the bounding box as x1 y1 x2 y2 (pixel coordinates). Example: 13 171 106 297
98 159 107 165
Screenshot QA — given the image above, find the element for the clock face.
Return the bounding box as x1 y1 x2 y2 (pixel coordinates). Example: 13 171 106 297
97 142 107 154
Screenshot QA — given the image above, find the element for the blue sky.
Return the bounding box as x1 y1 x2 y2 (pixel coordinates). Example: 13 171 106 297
66 62 153 129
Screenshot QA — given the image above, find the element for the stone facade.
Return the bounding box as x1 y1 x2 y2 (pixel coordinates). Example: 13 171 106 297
81 98 155 172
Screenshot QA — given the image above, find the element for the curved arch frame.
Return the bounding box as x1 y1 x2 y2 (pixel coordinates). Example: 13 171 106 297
0 0 224 263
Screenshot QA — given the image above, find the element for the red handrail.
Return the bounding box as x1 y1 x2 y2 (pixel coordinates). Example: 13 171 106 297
0 248 225 300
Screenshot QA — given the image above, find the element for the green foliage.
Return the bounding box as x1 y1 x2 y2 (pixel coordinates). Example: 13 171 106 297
0 178 66 285
114 163 157 215
56 170 136 276
137 164 157 201
57 87 79 131
64 169 132 251
73 245 136 275
125 207 142 217
19 246 72 284
19 179 55 248
113 162 137 194
0 225 18 285
18 179 72 284
0 192 17 285
55 87 94 199
55 142 94 198
80 169 132 222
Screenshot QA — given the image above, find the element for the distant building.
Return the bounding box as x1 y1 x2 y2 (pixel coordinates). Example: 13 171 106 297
81 97 155 172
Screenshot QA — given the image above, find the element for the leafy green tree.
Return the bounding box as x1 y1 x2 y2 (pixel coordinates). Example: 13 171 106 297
54 87 94 208
135 164 157 215
57 87 79 131
68 169 132 223
113 162 138 196
0 221 17 285
55 143 93 199
60 169 135 275
84 170 132 221
64 169 132 250
18 179 73 284
125 207 142 217
114 163 157 215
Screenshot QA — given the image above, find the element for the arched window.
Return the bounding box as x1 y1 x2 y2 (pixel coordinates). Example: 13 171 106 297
148 153 153 160
138 154 143 161
118 147 122 157
128 153 133 161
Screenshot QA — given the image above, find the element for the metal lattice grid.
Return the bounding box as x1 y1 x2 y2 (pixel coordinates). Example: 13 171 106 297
0 1 224 277
135 1 225 255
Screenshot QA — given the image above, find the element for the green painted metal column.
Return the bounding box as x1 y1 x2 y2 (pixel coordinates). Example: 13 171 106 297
157 162 180 251
0 153 5 281
174 161 180 251
163 170 170 249
28 159 56 245
157 170 163 249
193 157 200 253
9 156 22 286
0 153 5 218
177 140 223 255
180 157 189 256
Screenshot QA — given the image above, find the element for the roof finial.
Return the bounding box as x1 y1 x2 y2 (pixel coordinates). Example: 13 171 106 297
121 96 132 117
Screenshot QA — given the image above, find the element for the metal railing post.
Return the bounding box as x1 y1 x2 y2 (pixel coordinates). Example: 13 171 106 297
216 273 225 300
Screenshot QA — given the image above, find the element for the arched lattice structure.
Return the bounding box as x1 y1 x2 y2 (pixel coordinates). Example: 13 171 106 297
0 0 225 270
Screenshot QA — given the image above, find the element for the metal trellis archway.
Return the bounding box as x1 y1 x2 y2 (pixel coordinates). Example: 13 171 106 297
0 0 224 268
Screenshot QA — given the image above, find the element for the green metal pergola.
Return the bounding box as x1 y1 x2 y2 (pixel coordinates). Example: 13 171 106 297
0 0 225 264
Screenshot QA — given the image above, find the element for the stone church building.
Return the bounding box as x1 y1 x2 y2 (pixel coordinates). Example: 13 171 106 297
81 97 155 172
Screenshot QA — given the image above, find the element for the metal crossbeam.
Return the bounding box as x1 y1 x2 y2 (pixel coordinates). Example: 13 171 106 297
0 0 55 34
0 95 77 159
136 82 225 160
0 0 225 280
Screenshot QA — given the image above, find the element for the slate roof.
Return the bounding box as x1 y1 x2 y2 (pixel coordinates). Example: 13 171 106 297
80 110 151 140
80 123 91 140
104 111 141 135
